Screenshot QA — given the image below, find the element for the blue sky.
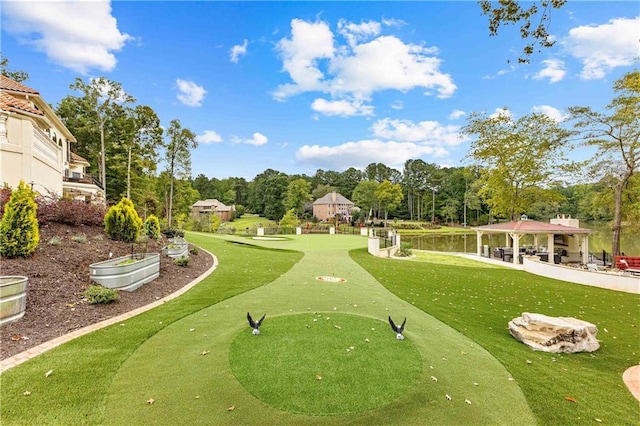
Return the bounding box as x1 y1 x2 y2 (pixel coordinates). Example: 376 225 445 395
2 1 638 180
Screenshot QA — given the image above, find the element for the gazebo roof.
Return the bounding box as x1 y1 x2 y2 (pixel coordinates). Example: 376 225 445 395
472 220 591 234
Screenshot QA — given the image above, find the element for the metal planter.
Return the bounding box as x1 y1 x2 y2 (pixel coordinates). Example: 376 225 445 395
89 253 160 292
0 276 28 326
162 242 189 259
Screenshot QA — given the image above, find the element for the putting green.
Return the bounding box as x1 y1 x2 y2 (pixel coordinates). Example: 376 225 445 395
230 313 422 415
104 234 535 425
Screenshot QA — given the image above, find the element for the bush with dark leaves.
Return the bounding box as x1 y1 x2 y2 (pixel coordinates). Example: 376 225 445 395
37 196 106 226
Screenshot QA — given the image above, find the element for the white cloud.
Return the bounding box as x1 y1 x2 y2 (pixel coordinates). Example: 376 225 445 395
531 105 567 122
239 132 268 146
311 98 374 117
273 18 456 104
296 139 447 170
2 0 131 74
490 108 513 119
563 17 640 80
273 19 334 100
371 118 467 146
230 39 248 63
296 116 468 170
533 59 567 83
391 100 404 110
196 130 223 144
176 79 207 107
381 18 407 28
337 19 381 47
449 109 466 120
330 35 455 98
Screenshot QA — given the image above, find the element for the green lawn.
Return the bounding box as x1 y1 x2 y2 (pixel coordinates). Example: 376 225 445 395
230 214 276 231
0 237 302 425
1 234 636 425
351 249 640 425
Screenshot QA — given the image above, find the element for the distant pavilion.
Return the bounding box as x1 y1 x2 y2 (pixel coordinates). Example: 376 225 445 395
472 217 592 265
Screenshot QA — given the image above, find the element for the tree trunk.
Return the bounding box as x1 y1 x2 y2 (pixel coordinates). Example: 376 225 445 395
611 171 631 256
126 145 132 199
100 120 106 202
168 157 175 229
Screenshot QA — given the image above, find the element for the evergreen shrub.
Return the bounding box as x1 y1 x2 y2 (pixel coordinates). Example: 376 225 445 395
174 256 190 267
84 285 119 304
104 198 142 242
144 215 161 240
0 181 40 258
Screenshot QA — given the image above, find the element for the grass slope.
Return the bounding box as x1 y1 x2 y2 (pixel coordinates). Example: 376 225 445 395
351 249 640 425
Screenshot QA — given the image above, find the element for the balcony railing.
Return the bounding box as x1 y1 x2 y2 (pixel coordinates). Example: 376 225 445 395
63 173 104 190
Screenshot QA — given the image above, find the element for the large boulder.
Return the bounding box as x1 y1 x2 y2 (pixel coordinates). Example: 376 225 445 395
508 312 599 353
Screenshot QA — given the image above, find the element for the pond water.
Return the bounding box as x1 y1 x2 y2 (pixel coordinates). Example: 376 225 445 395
402 222 640 255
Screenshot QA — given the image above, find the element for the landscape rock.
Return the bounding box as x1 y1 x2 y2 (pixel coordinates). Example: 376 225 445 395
508 312 599 353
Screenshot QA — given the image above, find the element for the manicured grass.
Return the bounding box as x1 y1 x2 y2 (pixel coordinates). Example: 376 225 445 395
0 236 302 425
229 313 422 415
5 230 628 425
351 248 640 425
230 214 276 231
101 234 533 425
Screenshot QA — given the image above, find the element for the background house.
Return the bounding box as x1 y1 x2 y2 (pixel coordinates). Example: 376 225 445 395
312 191 354 222
191 199 236 221
0 76 104 202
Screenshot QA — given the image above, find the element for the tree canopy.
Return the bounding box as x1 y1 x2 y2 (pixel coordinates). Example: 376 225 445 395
463 110 573 221
568 70 640 255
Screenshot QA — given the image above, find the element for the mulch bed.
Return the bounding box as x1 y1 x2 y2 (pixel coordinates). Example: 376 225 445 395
0 222 214 360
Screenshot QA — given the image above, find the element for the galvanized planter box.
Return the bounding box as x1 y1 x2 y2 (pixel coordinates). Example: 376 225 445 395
162 242 189 259
89 253 160 292
0 276 28 326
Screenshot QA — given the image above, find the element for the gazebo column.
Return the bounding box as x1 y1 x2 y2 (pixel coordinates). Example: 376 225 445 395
547 233 555 263
510 233 521 265
476 231 483 258
533 234 539 251
581 235 589 264
505 233 511 248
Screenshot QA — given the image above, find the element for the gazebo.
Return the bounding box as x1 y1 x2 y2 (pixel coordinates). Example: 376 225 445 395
472 217 592 265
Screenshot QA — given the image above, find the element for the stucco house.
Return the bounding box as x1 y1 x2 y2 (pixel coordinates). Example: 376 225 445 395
191 199 236 221
0 75 104 202
312 191 354 222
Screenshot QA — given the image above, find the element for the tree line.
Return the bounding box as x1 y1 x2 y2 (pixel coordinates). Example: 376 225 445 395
1 60 637 256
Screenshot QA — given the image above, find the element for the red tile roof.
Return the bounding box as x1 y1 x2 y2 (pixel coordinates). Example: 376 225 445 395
70 152 89 163
0 91 44 116
472 220 591 234
0 75 39 94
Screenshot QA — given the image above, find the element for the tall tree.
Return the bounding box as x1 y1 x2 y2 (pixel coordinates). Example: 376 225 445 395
479 0 567 63
568 70 640 255
164 119 197 228
284 178 312 218
352 180 379 221
263 172 289 220
116 105 163 199
247 169 282 214
312 184 337 200
68 77 135 201
365 162 400 183
339 167 365 198
462 111 572 221
375 180 403 227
